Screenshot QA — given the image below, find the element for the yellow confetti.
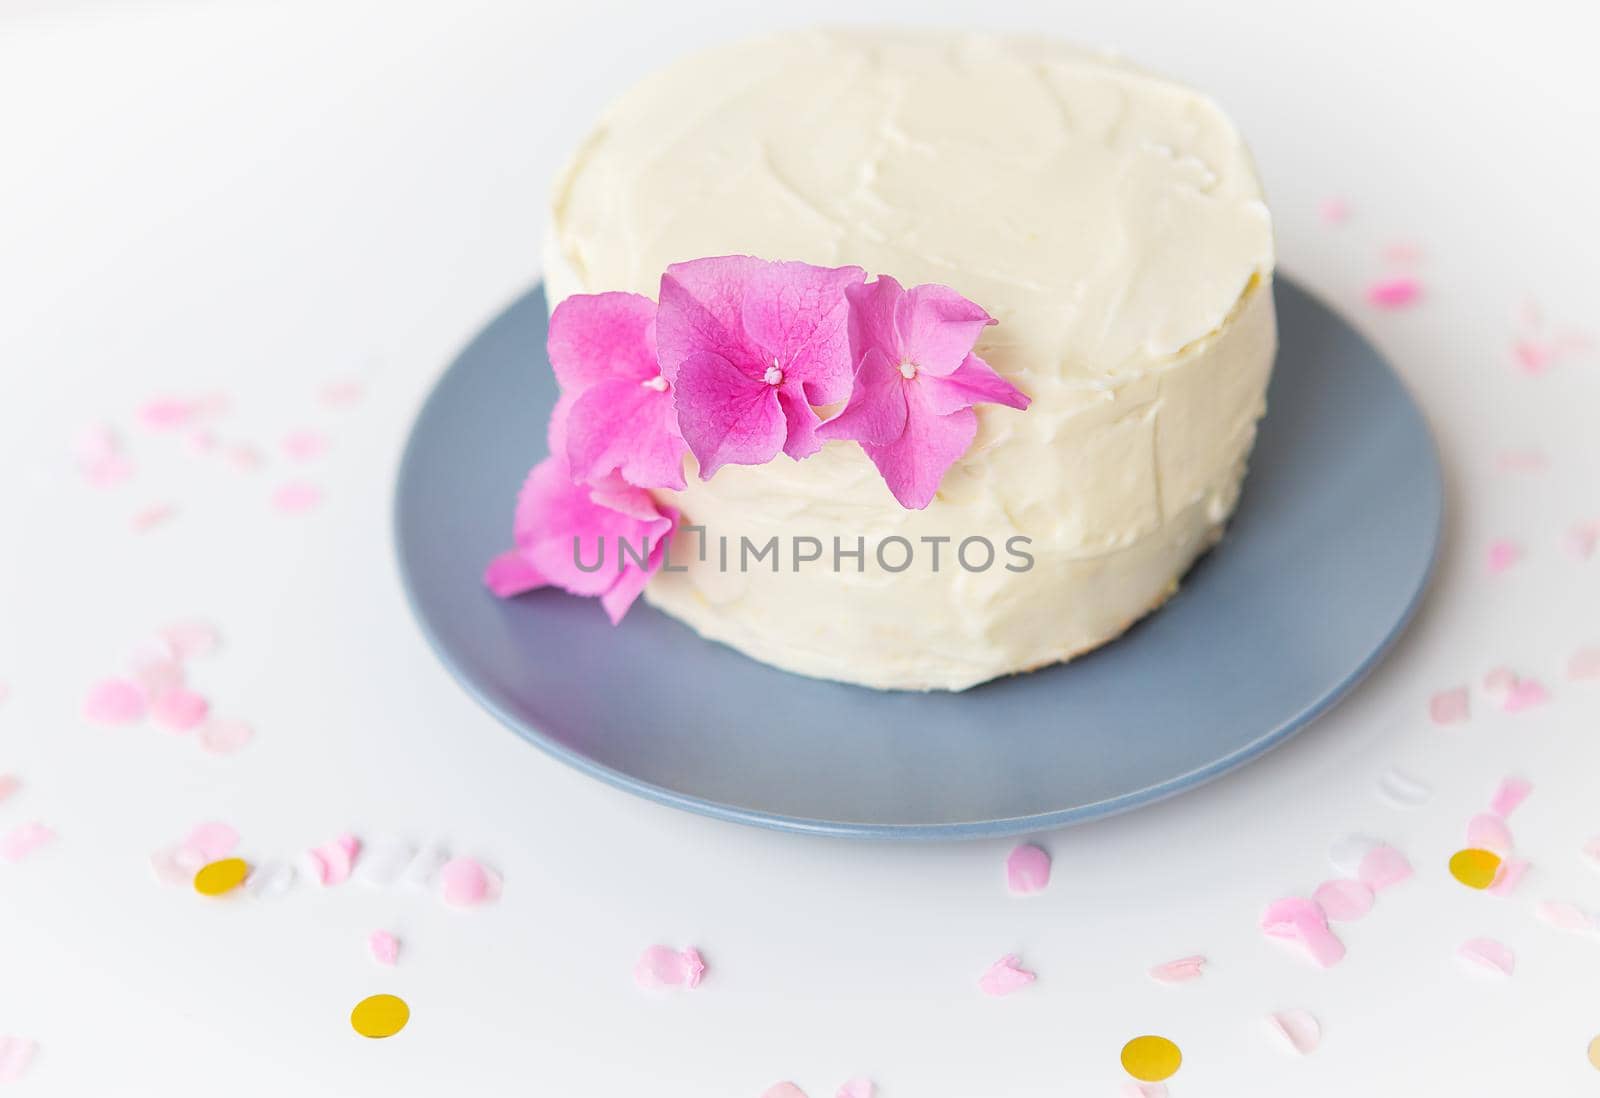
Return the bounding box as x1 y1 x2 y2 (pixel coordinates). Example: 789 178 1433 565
1588 1034 1600 1071
1448 848 1502 890
193 857 250 897
351 994 410 1039
1121 1034 1182 1082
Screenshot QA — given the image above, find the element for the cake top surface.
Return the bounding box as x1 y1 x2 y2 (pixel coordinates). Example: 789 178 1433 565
550 27 1274 384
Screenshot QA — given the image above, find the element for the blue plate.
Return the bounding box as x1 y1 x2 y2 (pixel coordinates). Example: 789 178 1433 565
395 279 1441 839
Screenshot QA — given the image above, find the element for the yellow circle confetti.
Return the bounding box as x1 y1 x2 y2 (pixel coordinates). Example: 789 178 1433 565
1588 1034 1600 1071
1448 848 1502 890
351 994 410 1039
1121 1034 1182 1082
193 857 250 897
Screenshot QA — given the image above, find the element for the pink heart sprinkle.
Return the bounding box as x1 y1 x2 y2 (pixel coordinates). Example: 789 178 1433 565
1489 776 1533 818
978 954 1035 997
1312 878 1375 922
1466 812 1514 854
272 480 322 514
138 397 196 431
197 717 254 755
1569 646 1600 681
307 833 361 886
1501 679 1549 713
1357 844 1413 891
1535 900 1593 932
83 678 147 725
282 429 329 461
633 945 706 990
1005 843 1051 895
369 930 400 966
1148 955 1207 983
160 620 220 660
761 1085 808 1098
1367 276 1421 309
1428 687 1469 725
835 1079 873 1098
1457 937 1515 976
439 856 494 907
0 1036 39 1084
184 821 239 861
1264 1009 1321 1055
1486 539 1522 574
0 774 21 804
1487 857 1529 896
0 822 56 863
149 688 210 733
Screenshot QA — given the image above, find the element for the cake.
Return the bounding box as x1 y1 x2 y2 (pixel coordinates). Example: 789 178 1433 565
516 28 1276 691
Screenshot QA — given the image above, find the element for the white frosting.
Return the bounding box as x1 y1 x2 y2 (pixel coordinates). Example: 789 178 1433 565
545 28 1277 691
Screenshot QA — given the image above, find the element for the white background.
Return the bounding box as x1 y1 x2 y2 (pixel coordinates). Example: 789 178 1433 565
3 1 1599 1095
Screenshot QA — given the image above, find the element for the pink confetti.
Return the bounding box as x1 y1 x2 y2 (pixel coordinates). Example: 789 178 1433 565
130 654 184 698
1487 857 1529 897
369 930 400 966
307 833 361 886
1466 813 1514 854
186 429 219 456
282 429 329 461
0 822 55 863
227 444 264 471
1489 777 1533 819
1366 276 1421 309
320 380 364 407
835 1080 874 1098
1382 241 1422 265
1566 523 1599 560
633 945 706 990
1120 1085 1169 1098
83 678 146 725
138 397 196 431
1457 937 1515 976
1535 900 1593 932
197 717 254 755
1260 897 1346 968
1428 687 1469 725
1312 879 1375 922
1357 844 1413 892
1148 955 1206 983
978 954 1035 996
1501 678 1549 713
130 502 177 532
439 856 496 907
1483 666 1518 696
1569 646 1600 681
1584 837 1600 869
1264 1009 1321 1055
0 774 18 804
184 821 239 861
149 688 210 733
1494 449 1548 473
0 1036 38 1084
83 451 135 488
1005 843 1051 895
272 480 321 514
1486 539 1522 574
761 1085 808 1098
160 620 220 660
1317 197 1349 224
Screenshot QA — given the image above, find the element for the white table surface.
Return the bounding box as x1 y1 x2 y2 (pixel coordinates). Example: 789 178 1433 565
3 1 1598 1095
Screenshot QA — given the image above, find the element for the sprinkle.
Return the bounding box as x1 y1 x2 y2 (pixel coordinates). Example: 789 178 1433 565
1487 858 1530 896
761 1085 807 1098
1121 1035 1182 1083
1312 879 1374 922
369 930 400 966
193 857 250 896
978 954 1035 996
1489 777 1532 819
439 856 495 907
1263 1010 1321 1055
130 502 178 532
0 822 55 863
138 397 196 431
1535 900 1593 932
633 945 706 990
1148 955 1206 984
1317 197 1349 224
1005 843 1051 894
1486 539 1522 574
83 678 146 724
1466 813 1513 854
1428 688 1469 725
160 620 220 660
354 839 417 887
149 688 210 733
307 834 360 886
836 1080 873 1098
1328 834 1380 876
1357 844 1413 891
1378 769 1431 806
1449 848 1502 890
0 1036 38 1084
0 775 19 804
1366 277 1421 309
244 860 296 898
272 481 322 514
1569 646 1600 681
197 718 254 754
350 994 409 1039
1457 937 1515 976
1501 678 1549 712
184 821 239 861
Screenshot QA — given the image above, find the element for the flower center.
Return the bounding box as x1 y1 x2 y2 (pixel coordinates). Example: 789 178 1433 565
898 360 918 380
640 375 668 392
763 360 784 386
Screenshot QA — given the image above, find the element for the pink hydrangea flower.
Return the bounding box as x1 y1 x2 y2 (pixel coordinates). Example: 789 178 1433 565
819 276 1029 509
548 292 688 491
656 255 865 477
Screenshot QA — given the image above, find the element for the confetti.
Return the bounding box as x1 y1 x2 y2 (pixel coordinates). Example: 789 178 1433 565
1486 539 1522 574
1570 646 1600 681
1448 848 1502 890
1501 678 1548 712
1378 769 1431 806
1584 837 1600 870
1483 666 1518 697
1328 834 1380 876
350 994 409 1039
1260 897 1345 968
83 678 146 724
1568 524 1600 560
369 930 400 966
245 860 296 899
321 380 364 407
1535 900 1594 932
1148 955 1206 984
1466 813 1513 854
1487 858 1530 897
1428 687 1469 725
1589 1035 1600 1071
130 655 184 698
1489 777 1532 819
400 844 449 889
149 688 210 733
0 822 55 863
138 397 197 431
836 1080 873 1098
354 839 417 887
0 1036 38 1084
130 502 177 532
1357 845 1413 891
1366 276 1421 309
227 444 264 471
1382 241 1421 265
197 717 254 754
1121 1035 1182 1083
160 620 221 660
1312 879 1374 922
1494 449 1547 473
1457 938 1515 976
0 774 19 804
633 945 705 990
1119 1085 1169 1098
184 821 239 861
1005 843 1051 894
282 429 329 461
761 1085 807 1098
1263 1009 1321 1055
307 834 361 886
1317 197 1349 224
193 857 250 896
272 481 322 514
978 954 1036 996
439 856 496 907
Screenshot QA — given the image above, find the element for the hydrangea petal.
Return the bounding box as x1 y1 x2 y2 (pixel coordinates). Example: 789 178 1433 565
896 283 995 377
740 259 863 405
860 401 976 510
484 550 547 597
816 348 908 447
919 353 1030 415
565 378 687 490
673 350 786 476
547 292 659 389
